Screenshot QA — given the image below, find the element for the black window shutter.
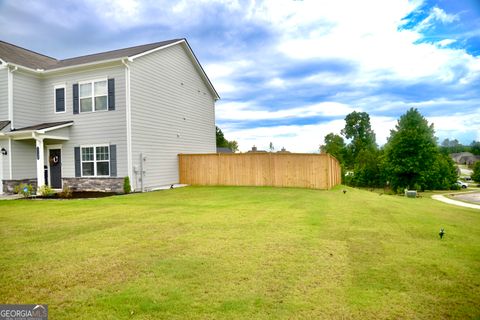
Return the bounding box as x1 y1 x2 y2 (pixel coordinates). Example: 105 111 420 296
110 144 117 177
108 78 115 111
74 147 81 177
73 84 79 114
56 88 65 112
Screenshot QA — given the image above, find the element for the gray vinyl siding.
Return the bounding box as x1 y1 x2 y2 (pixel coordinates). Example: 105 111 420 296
7 64 127 181
0 68 7 120
41 65 127 178
130 44 216 190
11 140 36 179
12 70 42 128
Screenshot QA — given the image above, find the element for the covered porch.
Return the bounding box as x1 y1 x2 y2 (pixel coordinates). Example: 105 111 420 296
0 121 73 195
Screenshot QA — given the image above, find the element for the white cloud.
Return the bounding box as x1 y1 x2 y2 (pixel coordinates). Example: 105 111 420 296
86 0 141 27
437 39 456 47
222 114 397 153
266 77 286 88
370 116 398 145
216 101 357 121
223 120 346 153
243 0 478 82
416 6 459 31
428 111 480 137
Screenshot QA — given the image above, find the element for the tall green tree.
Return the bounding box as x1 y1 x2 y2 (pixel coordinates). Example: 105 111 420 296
227 140 239 153
216 126 239 152
216 126 228 147
425 154 458 189
341 111 376 168
384 108 440 191
471 141 480 155
351 148 385 187
320 133 346 163
472 161 480 182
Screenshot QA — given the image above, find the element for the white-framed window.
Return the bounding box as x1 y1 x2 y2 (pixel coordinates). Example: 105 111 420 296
79 79 108 113
81 145 110 177
54 84 66 113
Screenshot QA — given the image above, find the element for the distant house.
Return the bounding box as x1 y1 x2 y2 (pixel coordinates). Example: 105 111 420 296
450 152 480 165
0 38 219 194
277 147 290 153
247 146 267 153
216 147 233 153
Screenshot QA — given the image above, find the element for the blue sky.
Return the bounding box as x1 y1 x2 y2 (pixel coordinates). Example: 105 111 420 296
1 0 479 152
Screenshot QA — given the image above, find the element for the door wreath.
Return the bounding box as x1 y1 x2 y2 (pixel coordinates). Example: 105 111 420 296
50 155 59 165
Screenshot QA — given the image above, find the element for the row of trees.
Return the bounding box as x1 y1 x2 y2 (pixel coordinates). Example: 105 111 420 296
440 139 480 155
320 108 460 192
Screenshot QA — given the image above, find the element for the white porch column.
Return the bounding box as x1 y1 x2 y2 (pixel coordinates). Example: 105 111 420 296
35 137 45 194
0 147 3 195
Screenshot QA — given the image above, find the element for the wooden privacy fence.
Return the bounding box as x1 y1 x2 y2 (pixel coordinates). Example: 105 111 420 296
178 153 341 190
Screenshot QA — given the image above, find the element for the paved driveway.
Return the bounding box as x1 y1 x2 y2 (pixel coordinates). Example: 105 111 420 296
453 192 480 203
432 192 480 209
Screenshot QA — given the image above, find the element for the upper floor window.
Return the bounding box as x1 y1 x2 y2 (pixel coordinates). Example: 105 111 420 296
79 79 108 113
54 85 66 113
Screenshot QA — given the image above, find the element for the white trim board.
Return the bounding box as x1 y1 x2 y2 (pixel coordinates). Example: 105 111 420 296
0 144 3 195
122 59 133 190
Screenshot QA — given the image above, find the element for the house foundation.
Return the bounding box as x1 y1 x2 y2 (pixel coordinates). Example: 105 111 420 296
2 179 38 194
63 177 124 193
3 177 124 194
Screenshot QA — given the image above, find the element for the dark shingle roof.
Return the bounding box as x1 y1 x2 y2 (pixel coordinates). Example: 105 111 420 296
0 39 182 70
0 120 10 130
50 39 182 70
0 41 57 69
217 147 233 153
12 121 73 132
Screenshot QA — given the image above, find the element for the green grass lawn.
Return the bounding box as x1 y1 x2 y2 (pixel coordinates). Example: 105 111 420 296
1 186 479 319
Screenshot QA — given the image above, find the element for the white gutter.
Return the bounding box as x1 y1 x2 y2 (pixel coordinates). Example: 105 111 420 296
128 40 184 60
43 57 128 74
5 62 37 74
4 123 73 137
7 65 17 129
37 122 73 133
4 57 128 75
122 59 133 189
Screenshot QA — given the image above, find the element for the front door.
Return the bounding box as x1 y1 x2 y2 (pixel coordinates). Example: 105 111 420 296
49 149 62 189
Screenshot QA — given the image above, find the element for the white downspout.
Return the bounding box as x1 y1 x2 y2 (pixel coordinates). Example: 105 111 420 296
122 59 133 191
0 145 3 195
7 65 16 183
2 63 18 186
7 65 17 129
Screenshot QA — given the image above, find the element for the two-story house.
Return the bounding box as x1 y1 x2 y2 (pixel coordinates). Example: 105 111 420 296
0 39 219 194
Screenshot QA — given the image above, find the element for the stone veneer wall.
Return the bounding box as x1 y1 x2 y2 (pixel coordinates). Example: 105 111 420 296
62 177 124 193
3 179 38 194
